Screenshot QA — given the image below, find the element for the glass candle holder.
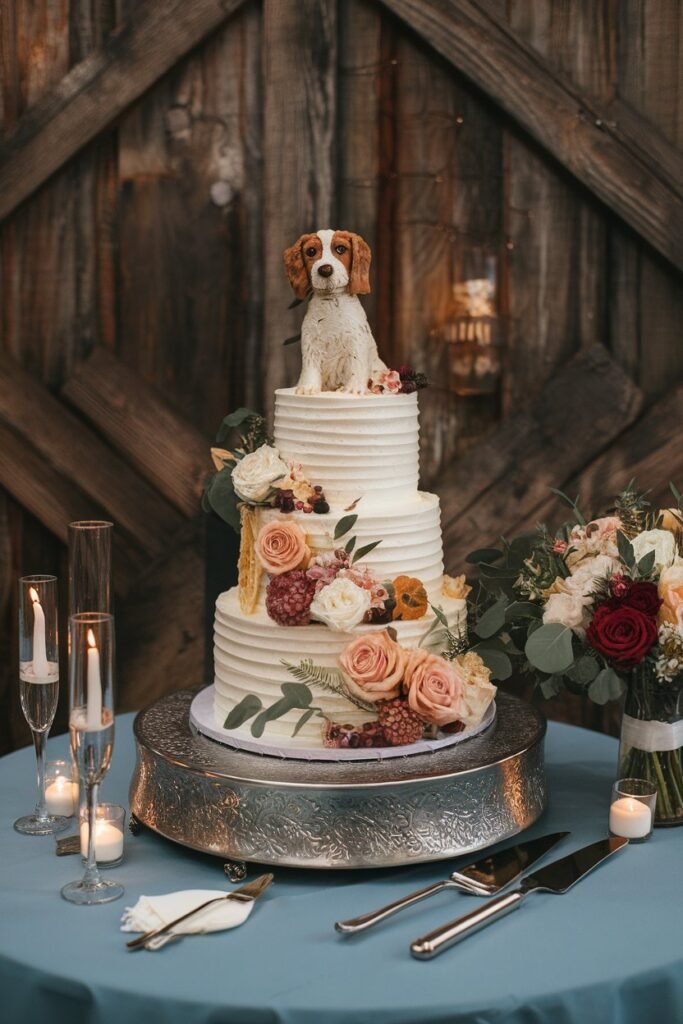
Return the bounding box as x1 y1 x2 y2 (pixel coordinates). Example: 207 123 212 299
609 778 657 842
14 575 69 836
79 803 125 867
62 612 123 904
45 760 79 817
68 521 112 617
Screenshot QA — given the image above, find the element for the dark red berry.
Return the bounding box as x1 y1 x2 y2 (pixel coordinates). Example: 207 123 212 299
313 500 330 514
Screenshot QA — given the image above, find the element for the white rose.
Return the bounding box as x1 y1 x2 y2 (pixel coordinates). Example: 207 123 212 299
231 445 289 503
631 529 677 574
309 577 371 631
543 591 590 632
564 554 620 598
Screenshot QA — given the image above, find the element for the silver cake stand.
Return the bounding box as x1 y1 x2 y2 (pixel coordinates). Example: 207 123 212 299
129 689 547 870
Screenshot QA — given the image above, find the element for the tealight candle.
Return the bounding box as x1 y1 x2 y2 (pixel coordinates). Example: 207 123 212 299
609 778 657 842
45 774 79 816
79 803 125 864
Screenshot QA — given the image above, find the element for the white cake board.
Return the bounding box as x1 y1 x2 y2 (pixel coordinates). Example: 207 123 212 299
189 685 496 762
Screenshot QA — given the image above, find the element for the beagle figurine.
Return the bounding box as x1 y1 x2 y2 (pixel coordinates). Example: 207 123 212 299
283 229 387 394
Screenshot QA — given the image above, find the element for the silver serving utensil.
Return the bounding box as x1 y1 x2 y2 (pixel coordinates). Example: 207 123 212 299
56 834 81 856
410 836 628 959
126 872 273 951
335 831 569 934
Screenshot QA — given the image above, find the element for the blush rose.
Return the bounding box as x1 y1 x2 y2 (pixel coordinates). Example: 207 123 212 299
340 630 406 703
256 520 310 575
402 649 465 727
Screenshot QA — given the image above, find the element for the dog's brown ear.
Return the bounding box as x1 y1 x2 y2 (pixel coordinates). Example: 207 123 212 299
283 234 314 299
347 232 372 295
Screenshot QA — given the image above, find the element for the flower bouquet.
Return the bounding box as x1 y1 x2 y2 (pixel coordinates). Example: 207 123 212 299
468 484 683 825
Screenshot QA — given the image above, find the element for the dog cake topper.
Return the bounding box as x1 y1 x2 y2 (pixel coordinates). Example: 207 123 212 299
283 229 387 395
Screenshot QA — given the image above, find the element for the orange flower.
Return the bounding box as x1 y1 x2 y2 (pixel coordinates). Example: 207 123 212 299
392 575 428 621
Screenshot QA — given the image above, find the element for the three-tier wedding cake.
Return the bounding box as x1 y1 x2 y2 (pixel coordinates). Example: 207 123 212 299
202 229 496 758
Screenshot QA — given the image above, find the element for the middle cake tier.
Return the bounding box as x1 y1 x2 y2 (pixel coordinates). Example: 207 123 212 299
254 491 445 599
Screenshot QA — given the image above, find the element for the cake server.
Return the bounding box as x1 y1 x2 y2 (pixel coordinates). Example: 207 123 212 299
126 873 273 951
335 831 569 934
410 835 628 959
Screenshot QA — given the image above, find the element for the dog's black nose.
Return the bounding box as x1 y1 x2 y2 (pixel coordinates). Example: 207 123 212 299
317 264 334 278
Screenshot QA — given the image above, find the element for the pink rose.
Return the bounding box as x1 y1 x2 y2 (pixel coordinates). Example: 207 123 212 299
403 649 465 727
340 630 407 702
369 369 402 395
256 520 310 575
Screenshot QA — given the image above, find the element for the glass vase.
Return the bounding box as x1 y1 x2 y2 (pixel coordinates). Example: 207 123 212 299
618 663 683 827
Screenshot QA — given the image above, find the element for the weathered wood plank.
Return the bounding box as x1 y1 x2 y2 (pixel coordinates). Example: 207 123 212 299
262 0 337 410
0 0 247 223
62 347 209 519
440 345 643 566
116 7 257 434
379 0 683 271
0 352 183 559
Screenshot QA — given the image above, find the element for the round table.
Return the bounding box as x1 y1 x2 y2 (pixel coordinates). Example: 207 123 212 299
0 715 681 1024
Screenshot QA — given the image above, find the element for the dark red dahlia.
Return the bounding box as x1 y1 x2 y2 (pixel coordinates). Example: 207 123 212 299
265 570 315 626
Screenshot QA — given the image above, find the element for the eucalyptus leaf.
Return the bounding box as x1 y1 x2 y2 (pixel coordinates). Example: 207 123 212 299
206 467 241 532
616 530 636 569
670 481 682 506
505 601 542 622
224 694 263 730
288 297 304 309
473 597 507 639
334 514 358 540
251 696 297 738
430 604 450 628
280 682 313 707
216 407 259 444
637 550 656 577
471 644 512 681
539 675 564 699
524 624 575 674
283 334 301 346
588 667 626 705
353 540 382 563
568 655 600 686
345 535 357 555
466 548 503 565
292 708 316 737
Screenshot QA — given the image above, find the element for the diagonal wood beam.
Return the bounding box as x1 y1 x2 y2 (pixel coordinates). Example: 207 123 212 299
380 0 683 273
0 0 246 223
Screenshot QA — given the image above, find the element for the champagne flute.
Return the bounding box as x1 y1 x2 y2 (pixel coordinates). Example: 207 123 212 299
14 576 69 836
61 612 123 905
68 521 112 616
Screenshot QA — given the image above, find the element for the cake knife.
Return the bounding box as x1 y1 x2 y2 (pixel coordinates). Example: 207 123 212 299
410 836 628 959
335 831 569 934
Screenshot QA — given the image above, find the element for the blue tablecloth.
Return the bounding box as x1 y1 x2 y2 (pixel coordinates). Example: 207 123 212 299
1 714 681 1024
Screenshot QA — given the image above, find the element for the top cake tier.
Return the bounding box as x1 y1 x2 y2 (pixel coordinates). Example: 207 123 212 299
273 388 419 505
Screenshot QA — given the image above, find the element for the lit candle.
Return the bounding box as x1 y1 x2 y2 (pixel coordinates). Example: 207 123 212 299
80 818 124 862
45 775 78 816
609 796 652 839
29 586 49 679
86 628 102 730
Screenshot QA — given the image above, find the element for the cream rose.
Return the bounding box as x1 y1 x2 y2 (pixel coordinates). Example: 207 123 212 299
659 508 683 532
340 630 406 702
566 517 621 566
564 554 620 598
631 529 677 574
231 445 289 503
658 563 683 628
403 649 465 727
455 651 497 728
543 591 591 632
256 520 310 575
309 577 372 631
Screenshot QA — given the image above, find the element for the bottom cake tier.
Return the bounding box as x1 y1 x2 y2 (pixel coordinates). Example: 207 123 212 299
213 588 468 749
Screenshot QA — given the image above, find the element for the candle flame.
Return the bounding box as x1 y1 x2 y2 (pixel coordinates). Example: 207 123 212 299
29 586 40 604
87 628 97 649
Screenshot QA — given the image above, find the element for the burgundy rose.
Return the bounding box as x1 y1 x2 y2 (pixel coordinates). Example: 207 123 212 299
621 581 662 618
586 603 657 667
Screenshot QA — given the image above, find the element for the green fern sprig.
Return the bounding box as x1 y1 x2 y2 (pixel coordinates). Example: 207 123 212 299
281 659 374 712
428 605 469 661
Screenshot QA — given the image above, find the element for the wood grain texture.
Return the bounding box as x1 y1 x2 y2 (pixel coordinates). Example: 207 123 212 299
262 0 338 410
439 345 643 565
0 352 183 559
379 0 683 270
116 6 257 434
62 347 209 518
0 0 247 223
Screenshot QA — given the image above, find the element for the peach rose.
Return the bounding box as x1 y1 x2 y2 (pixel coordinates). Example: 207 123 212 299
340 630 407 703
256 520 310 575
659 508 683 532
658 563 683 628
403 649 465 727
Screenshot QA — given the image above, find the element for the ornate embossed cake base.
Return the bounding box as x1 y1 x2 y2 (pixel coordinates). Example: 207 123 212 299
129 689 547 869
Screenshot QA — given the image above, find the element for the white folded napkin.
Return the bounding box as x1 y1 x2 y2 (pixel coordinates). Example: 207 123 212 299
121 889 253 936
